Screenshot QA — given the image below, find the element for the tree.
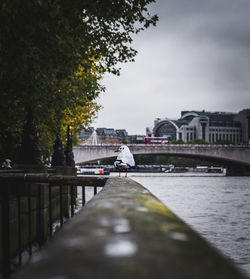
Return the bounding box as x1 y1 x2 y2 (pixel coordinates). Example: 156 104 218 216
0 0 158 162
37 63 103 158
171 139 185 144
188 139 208 144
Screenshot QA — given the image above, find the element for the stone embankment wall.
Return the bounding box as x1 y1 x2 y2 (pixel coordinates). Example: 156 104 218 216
0 167 76 273
14 177 247 279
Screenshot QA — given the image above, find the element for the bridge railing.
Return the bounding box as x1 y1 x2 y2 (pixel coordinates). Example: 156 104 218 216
78 143 250 147
0 173 108 278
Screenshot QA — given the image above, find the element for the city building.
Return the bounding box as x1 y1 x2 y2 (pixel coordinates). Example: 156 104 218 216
129 135 145 144
96 128 117 141
116 129 129 142
79 127 132 144
78 127 95 141
147 109 250 144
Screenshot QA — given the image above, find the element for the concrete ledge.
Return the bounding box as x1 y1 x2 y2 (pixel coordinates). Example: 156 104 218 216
14 177 247 279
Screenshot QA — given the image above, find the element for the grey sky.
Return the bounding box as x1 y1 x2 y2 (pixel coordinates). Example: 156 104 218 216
93 0 250 135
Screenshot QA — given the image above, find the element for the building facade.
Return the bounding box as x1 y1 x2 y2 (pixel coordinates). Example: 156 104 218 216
148 109 250 144
79 127 131 144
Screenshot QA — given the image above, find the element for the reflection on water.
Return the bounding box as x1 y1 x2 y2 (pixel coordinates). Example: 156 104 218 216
132 175 250 276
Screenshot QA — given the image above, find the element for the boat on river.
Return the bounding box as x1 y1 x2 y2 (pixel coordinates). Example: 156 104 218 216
77 167 110 175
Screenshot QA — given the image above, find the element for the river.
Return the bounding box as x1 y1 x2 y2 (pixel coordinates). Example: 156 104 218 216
130 174 250 276
80 173 250 276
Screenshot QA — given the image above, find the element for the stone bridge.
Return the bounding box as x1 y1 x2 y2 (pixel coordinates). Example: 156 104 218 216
73 144 250 167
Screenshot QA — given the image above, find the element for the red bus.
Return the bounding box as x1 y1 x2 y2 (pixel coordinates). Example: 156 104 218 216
144 137 169 144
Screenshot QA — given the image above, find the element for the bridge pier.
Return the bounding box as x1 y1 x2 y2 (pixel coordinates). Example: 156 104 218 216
13 177 247 279
226 164 250 176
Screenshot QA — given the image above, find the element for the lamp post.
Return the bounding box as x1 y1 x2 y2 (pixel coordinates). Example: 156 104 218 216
65 125 75 167
16 108 42 165
51 136 66 166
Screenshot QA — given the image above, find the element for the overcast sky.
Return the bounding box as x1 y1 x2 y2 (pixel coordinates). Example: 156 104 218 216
93 0 250 135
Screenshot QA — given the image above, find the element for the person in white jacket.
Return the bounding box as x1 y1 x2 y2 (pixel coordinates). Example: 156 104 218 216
114 145 135 177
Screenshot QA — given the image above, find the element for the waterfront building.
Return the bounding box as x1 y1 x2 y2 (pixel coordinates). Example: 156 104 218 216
148 109 250 144
129 135 145 144
79 127 131 144
116 129 129 142
96 128 117 141
234 109 250 144
78 127 95 141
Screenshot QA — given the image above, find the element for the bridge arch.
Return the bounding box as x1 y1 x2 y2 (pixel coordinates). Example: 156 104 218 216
73 145 250 168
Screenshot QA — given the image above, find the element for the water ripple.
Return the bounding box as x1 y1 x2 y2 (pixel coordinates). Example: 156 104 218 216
134 176 250 276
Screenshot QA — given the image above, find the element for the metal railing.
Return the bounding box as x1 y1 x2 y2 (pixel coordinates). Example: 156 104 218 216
0 173 108 278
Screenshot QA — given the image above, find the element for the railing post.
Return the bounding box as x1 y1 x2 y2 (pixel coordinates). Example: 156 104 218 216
70 186 74 217
48 184 53 237
36 184 43 247
59 185 63 227
27 183 32 256
2 183 10 278
17 186 22 266
82 186 85 206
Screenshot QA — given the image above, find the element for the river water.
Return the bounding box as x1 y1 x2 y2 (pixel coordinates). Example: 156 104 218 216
128 174 250 276
80 173 250 275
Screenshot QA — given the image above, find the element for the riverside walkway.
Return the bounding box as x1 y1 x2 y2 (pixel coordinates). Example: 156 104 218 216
12 177 247 279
